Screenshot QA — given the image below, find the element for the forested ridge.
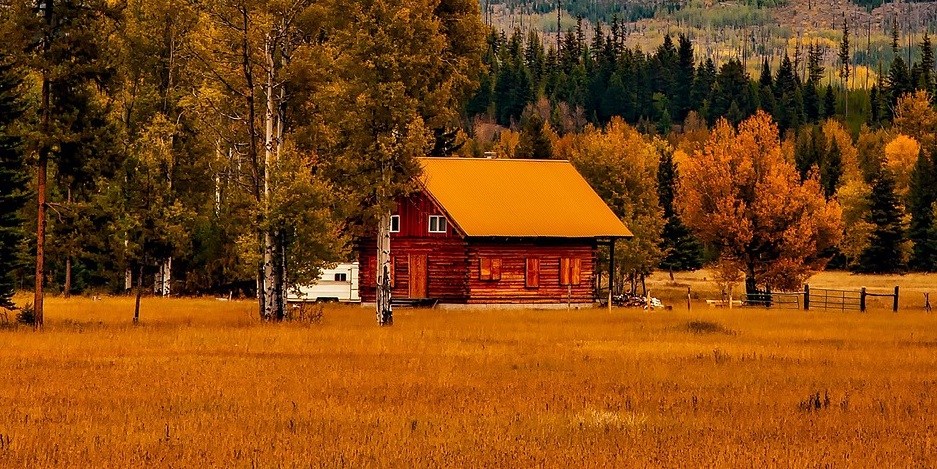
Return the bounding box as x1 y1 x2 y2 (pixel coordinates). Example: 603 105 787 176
2 0 937 323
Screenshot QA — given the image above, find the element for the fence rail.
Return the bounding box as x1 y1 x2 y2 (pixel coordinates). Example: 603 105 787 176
743 285 899 312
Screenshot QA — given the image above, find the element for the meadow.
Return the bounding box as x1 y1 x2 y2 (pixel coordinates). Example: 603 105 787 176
1 286 936 467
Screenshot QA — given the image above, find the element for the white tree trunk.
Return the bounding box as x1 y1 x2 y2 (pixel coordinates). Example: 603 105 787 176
376 211 392 325
261 33 282 321
124 236 132 291
161 258 172 296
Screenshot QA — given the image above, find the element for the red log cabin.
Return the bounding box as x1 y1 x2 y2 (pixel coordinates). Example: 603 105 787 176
358 157 632 306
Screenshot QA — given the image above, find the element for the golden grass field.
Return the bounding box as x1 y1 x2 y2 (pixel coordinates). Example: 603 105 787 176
2 280 936 467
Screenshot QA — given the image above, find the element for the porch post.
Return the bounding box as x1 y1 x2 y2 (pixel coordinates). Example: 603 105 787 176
608 239 616 310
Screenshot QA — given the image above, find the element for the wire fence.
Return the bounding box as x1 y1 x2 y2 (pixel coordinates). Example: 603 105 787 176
742 285 900 312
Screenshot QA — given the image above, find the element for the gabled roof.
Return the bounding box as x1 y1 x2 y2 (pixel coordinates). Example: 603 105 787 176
417 158 632 238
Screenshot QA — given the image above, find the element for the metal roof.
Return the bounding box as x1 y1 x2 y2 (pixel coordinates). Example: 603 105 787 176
418 158 633 238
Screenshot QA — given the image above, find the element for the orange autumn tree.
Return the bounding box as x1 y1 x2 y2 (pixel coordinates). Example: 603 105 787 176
677 111 843 292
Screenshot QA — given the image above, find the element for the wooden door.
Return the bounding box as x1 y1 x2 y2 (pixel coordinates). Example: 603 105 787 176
409 254 428 298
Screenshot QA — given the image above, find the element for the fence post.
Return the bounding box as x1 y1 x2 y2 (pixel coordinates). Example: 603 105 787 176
804 284 810 311
894 286 899 313
687 286 691 312
860 287 866 312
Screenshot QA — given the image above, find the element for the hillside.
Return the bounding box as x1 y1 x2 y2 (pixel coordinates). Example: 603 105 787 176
486 0 937 89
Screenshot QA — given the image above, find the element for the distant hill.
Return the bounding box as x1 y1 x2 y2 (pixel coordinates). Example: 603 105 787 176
483 0 937 90
484 0 937 32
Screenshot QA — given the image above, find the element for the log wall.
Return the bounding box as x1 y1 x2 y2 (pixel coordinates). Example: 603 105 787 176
359 237 469 303
466 240 596 304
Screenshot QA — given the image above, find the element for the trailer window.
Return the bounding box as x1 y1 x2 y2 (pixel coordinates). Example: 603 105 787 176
334 273 348 282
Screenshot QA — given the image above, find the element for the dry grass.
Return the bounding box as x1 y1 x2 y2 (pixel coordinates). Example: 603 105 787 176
1 294 936 467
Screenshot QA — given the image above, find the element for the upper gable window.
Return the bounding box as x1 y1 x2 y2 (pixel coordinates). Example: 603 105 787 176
428 215 447 233
390 215 400 233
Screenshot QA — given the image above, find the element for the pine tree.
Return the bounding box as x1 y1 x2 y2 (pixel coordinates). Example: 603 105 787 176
821 138 843 199
0 54 28 310
857 171 906 273
675 34 695 122
908 148 937 270
714 59 753 125
692 58 717 121
808 42 825 85
759 58 773 89
759 84 776 115
803 82 820 122
7 0 119 326
824 83 837 119
657 147 703 271
516 109 553 159
774 55 801 131
920 32 934 92
795 125 825 180
887 18 912 115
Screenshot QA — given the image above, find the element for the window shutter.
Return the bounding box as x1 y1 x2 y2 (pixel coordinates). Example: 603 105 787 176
571 258 582 285
491 258 502 281
479 257 492 281
526 258 540 288
560 258 571 286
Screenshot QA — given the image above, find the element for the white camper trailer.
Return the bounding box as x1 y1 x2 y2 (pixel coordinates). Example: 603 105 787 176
288 262 360 303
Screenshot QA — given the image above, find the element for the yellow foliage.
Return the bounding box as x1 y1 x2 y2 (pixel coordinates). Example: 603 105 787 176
893 91 937 151
674 111 710 156
492 129 520 159
856 127 889 178
560 117 665 274
835 177 874 263
822 119 859 181
884 134 921 199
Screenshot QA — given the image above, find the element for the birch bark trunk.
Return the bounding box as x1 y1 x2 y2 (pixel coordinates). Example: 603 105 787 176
262 33 282 321
376 211 393 326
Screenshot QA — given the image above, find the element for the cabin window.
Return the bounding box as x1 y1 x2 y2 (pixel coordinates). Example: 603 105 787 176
525 258 540 288
428 215 447 233
560 258 582 286
389 215 400 233
479 257 502 281
334 273 348 282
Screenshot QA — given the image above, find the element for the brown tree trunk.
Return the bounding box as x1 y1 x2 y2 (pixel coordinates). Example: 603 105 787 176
133 264 143 324
35 148 46 330
237 7 264 321
33 0 55 329
64 187 72 299
64 258 71 299
34 42 51 330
